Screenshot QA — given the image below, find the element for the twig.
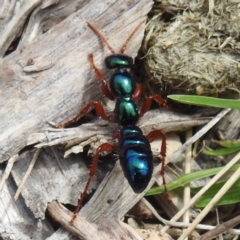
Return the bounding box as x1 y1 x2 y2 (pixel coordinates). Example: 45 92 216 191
14 148 41 200
142 198 240 234
47 201 142 240
183 128 193 239
197 215 240 240
170 108 231 163
161 109 231 233
47 201 100 240
0 154 19 193
162 150 240 234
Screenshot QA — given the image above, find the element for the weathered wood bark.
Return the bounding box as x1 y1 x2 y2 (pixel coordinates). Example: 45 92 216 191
0 0 156 239
0 0 221 239
0 0 150 162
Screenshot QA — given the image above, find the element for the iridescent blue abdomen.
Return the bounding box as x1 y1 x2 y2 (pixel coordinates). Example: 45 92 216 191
119 126 153 193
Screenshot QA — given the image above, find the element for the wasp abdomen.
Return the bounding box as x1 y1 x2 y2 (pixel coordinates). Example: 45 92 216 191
119 126 153 193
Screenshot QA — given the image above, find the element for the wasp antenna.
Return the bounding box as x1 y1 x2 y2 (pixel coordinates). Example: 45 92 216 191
87 22 115 54
120 20 145 54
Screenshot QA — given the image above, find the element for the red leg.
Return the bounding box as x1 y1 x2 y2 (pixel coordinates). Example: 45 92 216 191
56 101 115 128
146 130 167 192
71 142 116 222
139 94 167 118
89 53 115 100
132 83 142 101
112 128 120 140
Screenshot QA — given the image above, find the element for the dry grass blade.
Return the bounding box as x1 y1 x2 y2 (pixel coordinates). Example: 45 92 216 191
0 154 18 193
178 152 240 240
161 150 240 235
14 149 41 201
162 109 238 232
197 215 240 240
170 108 230 163
183 129 192 227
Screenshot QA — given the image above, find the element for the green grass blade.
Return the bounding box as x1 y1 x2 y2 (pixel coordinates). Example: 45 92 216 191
216 140 240 148
204 145 240 156
168 95 240 109
192 179 240 207
146 164 240 196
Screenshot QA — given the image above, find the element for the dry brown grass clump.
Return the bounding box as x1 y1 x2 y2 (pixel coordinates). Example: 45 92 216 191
141 0 240 98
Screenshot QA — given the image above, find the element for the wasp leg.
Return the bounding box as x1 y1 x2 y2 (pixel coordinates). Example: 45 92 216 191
89 53 115 100
71 142 116 222
132 83 142 101
139 95 167 118
146 129 167 193
56 101 115 128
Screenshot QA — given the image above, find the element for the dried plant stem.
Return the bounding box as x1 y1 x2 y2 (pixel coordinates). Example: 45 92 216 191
48 201 101 240
197 215 240 240
182 128 193 238
0 154 19 193
14 148 41 200
161 145 240 234
170 109 231 163
142 198 240 234
178 152 240 240
47 201 142 240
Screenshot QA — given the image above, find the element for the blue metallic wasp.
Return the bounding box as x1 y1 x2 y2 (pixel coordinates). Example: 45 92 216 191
56 21 167 221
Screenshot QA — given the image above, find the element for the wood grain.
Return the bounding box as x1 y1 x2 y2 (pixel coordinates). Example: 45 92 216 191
0 0 220 239
0 0 154 239
0 0 151 162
